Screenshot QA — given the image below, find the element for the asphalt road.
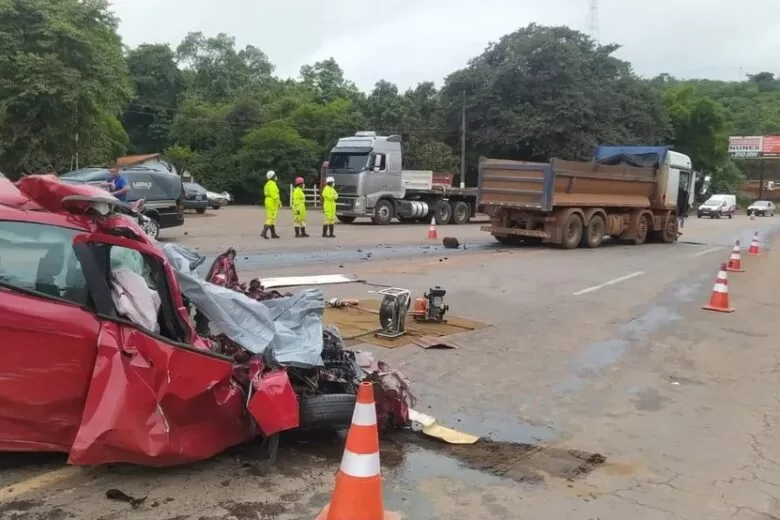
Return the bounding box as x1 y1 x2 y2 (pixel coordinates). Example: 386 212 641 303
3 210 780 520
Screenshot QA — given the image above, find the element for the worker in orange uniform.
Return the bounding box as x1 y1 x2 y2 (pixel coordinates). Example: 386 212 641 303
262 170 281 239
292 176 309 238
321 176 338 238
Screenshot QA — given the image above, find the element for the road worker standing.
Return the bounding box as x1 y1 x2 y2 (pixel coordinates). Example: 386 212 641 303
262 170 281 239
321 176 338 238
292 176 309 238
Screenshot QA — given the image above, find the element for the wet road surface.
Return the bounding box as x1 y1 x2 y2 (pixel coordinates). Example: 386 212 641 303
3 214 780 519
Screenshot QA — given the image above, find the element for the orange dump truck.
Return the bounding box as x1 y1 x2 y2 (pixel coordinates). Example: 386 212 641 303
478 146 698 249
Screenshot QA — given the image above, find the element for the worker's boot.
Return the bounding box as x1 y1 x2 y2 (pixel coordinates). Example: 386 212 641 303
294 227 300 238
261 225 269 239
300 226 310 238
270 225 280 239
328 224 335 238
322 225 328 238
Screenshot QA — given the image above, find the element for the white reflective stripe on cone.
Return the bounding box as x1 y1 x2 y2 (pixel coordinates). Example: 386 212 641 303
339 450 381 478
714 283 729 293
351 402 377 426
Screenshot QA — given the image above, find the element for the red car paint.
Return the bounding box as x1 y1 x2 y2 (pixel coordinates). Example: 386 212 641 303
0 175 299 466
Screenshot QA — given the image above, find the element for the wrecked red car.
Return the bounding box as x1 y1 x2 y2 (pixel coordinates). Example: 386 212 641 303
0 175 411 466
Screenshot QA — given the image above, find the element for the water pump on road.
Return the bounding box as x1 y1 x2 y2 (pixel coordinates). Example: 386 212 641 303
413 286 449 323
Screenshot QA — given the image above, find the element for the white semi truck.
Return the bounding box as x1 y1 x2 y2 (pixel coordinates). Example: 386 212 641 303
321 131 478 225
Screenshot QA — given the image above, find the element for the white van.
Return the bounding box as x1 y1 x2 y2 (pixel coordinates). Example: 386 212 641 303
697 194 737 219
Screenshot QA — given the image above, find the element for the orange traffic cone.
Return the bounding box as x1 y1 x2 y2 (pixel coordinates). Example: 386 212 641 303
427 216 438 240
726 240 745 272
748 231 761 256
315 382 401 520
702 263 734 313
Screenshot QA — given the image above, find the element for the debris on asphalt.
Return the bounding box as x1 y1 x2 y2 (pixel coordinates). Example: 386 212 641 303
442 237 460 249
105 489 146 508
408 409 479 444
260 274 364 288
327 298 359 308
411 336 459 349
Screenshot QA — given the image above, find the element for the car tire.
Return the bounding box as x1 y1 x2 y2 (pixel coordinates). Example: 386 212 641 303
337 216 356 224
697 213 701 218
196 207 207 214
211 204 221 210
298 393 357 430
141 214 160 240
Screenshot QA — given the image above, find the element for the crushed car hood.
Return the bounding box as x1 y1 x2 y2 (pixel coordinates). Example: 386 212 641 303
162 244 325 367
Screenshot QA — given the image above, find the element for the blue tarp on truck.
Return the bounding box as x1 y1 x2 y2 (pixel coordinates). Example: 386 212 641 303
594 146 671 165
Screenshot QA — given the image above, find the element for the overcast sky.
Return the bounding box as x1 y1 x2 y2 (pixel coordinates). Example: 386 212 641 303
112 0 777 92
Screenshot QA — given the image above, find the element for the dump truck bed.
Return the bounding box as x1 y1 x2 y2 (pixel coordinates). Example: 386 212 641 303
478 158 660 212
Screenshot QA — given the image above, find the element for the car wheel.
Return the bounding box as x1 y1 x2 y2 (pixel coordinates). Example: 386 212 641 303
337 215 356 224
697 213 701 218
196 207 207 214
142 215 160 240
298 394 357 430
211 204 221 210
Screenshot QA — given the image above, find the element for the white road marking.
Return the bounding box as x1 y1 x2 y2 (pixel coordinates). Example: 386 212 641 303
692 247 723 257
573 271 645 296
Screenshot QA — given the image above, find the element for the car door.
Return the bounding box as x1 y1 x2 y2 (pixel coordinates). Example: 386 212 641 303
0 220 100 453
67 233 253 466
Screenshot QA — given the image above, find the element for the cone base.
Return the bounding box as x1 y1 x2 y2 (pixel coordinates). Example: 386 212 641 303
315 503 402 520
748 252 760 256
703 305 735 313
726 267 745 272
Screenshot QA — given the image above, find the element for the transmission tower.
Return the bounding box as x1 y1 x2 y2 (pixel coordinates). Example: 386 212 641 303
587 0 600 41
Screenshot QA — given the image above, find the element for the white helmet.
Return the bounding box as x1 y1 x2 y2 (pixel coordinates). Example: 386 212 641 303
326 176 335 184
266 170 276 180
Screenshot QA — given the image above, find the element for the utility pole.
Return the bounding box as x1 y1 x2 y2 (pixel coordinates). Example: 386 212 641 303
460 90 466 189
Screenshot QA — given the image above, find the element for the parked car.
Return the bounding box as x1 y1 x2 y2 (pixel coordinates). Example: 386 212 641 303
206 190 228 209
0 175 410 466
60 166 184 239
747 200 776 217
183 182 209 213
697 194 737 219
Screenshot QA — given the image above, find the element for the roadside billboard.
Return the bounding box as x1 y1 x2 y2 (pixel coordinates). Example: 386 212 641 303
728 135 780 158
728 136 763 158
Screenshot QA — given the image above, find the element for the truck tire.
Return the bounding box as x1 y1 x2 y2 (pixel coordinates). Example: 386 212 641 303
560 213 584 249
337 216 356 224
632 214 650 245
299 393 356 430
434 201 452 225
450 201 470 225
371 199 394 225
580 215 605 248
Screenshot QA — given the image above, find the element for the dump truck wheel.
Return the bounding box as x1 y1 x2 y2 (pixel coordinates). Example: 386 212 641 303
632 214 650 245
561 213 584 249
581 215 605 248
299 394 357 430
660 218 678 243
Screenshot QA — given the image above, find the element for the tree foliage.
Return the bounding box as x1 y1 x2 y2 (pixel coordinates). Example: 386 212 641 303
0 9 775 200
0 0 131 175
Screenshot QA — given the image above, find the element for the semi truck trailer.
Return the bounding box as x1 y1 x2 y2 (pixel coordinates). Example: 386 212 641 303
322 131 478 225
478 146 698 248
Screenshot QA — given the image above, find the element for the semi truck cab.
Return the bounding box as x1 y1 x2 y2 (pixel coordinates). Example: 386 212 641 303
324 131 405 223
323 131 478 225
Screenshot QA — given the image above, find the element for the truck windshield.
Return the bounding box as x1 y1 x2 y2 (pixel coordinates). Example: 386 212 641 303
328 153 369 172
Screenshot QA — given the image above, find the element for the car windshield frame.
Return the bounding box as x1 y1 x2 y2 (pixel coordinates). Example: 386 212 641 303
752 201 771 207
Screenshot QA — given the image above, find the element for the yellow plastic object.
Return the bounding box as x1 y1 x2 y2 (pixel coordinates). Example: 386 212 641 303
408 409 480 445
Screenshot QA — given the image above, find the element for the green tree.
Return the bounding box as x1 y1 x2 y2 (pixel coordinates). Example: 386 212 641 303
439 24 671 173
163 144 199 174
0 0 132 176
663 85 728 173
124 43 182 153
238 120 319 203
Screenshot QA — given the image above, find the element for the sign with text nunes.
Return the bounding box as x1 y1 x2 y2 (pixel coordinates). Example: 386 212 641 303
728 136 763 158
